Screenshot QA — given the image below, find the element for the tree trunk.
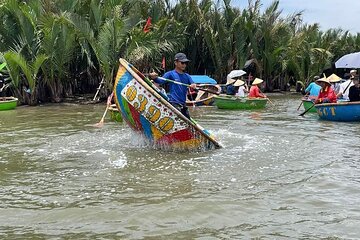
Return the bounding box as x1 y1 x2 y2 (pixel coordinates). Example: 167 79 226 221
49 81 63 103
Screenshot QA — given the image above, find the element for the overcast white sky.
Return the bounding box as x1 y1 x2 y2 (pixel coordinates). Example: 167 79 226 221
233 0 359 33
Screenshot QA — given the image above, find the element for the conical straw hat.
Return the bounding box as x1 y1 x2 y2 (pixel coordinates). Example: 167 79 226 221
316 77 331 85
234 80 245 87
327 73 341 83
226 77 236 85
252 78 263 85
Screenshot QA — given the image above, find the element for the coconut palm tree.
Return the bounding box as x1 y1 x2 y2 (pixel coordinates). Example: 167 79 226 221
3 51 47 105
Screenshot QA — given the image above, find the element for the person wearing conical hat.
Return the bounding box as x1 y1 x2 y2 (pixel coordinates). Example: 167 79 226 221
327 74 341 95
314 78 337 104
225 77 237 95
248 78 266 98
234 80 248 97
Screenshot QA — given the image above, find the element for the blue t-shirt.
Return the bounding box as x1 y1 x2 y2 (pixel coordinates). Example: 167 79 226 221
305 82 321 97
154 70 194 105
226 85 236 95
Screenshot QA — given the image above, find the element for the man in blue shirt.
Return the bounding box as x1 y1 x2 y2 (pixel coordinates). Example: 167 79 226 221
150 53 196 118
305 76 321 99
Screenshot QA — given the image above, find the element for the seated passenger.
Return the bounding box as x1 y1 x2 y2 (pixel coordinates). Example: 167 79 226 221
314 78 337 104
235 80 247 97
349 77 360 102
249 78 266 98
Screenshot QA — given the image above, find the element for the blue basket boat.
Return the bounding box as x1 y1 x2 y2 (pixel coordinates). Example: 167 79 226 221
315 101 360 122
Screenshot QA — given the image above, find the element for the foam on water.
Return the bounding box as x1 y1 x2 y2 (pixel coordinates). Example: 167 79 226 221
108 151 127 169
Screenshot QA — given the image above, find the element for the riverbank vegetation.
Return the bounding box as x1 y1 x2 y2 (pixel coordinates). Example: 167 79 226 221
1 0 360 105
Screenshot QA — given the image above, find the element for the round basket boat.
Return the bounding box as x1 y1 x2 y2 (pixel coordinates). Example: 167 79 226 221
214 95 267 110
315 101 360 122
0 97 18 111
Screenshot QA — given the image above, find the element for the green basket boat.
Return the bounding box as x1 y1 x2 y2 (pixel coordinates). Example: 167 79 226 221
0 97 18 111
108 104 123 122
214 95 267 110
302 98 317 113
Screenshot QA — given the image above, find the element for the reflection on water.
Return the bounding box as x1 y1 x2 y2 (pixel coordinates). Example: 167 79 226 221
1 96 360 238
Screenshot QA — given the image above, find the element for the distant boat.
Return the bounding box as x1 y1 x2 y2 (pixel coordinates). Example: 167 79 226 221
315 101 360 122
302 98 317 113
0 97 18 111
214 95 267 110
190 75 217 85
113 59 222 151
186 84 221 106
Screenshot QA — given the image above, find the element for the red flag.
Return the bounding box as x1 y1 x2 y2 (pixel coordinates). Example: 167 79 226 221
143 17 152 33
161 56 166 69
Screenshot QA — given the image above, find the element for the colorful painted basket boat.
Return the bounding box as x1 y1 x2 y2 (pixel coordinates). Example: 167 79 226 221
315 101 360 122
214 95 267 110
113 59 222 150
0 97 18 111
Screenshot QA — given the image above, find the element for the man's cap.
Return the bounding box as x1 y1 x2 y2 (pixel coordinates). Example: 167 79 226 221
174 53 190 62
350 69 357 74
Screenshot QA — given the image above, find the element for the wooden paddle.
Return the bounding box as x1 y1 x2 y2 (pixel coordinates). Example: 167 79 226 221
157 77 220 95
296 100 304 111
266 97 275 106
297 93 310 111
94 93 113 127
94 105 109 127
341 80 354 97
259 89 275 106
299 103 315 116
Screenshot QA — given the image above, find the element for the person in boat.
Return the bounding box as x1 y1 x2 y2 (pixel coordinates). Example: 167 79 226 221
349 76 360 102
153 82 168 100
337 73 357 100
304 76 321 100
235 80 247 97
350 69 357 79
225 78 237 95
149 53 196 119
314 78 337 104
187 86 197 101
248 78 266 98
327 74 341 95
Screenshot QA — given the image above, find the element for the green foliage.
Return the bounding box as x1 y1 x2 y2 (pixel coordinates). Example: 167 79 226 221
3 50 47 105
